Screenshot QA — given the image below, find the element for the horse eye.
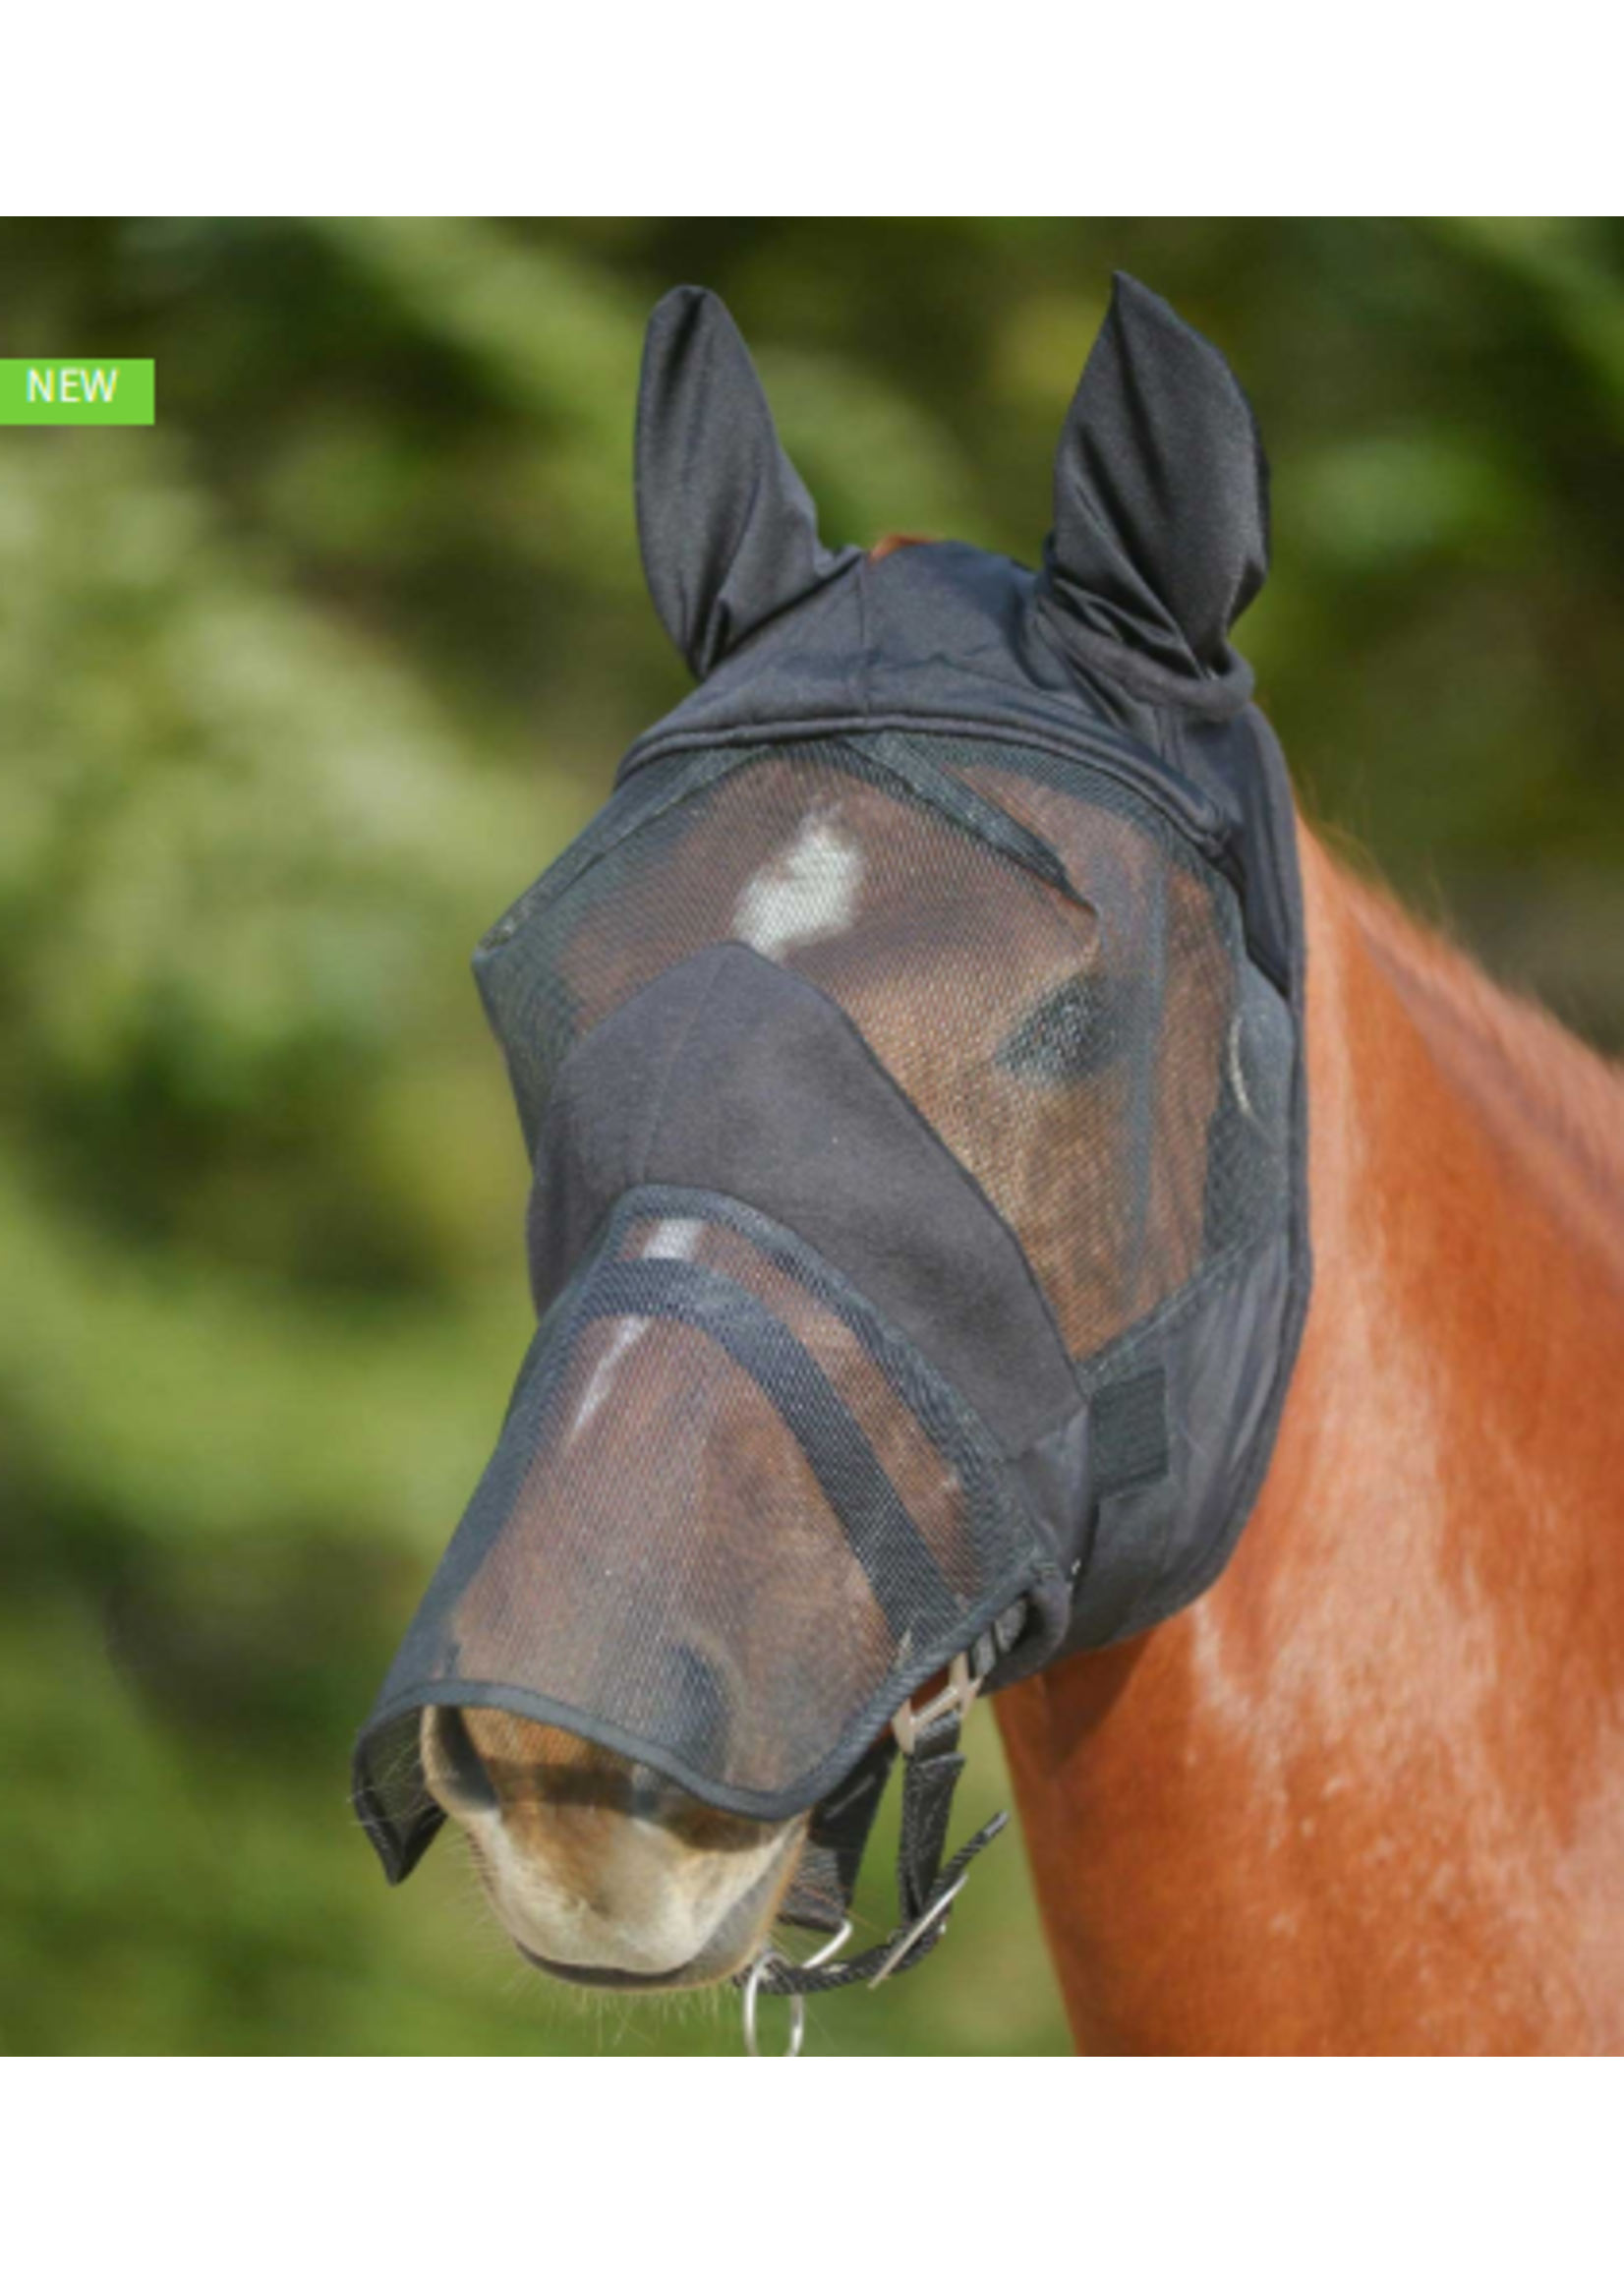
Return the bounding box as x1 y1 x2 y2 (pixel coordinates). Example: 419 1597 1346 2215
995 972 1124 1085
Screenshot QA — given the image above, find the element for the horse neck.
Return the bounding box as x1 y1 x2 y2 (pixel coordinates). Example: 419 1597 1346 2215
994 822 1624 2053
1287 827 1624 1550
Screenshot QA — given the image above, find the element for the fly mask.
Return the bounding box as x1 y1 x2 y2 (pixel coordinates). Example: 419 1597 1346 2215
354 275 1311 2022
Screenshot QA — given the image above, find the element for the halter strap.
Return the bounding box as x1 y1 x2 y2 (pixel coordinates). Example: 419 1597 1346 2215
738 1670 1008 2023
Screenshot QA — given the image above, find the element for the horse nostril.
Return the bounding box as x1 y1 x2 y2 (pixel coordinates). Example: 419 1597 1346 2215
427 1705 499 1813
609 1651 731 1823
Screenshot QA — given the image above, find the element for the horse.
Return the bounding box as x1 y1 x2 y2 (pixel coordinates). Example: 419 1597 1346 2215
388 284 1624 2052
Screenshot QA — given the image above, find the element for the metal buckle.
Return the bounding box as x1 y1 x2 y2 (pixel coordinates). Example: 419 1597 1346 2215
740 1918 852 2058
891 1651 979 1757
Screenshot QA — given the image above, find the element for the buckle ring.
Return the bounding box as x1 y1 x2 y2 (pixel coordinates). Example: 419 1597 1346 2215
740 1918 852 2057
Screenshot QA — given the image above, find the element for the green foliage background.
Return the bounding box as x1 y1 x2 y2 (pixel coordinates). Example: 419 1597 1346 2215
2 218 1622 2055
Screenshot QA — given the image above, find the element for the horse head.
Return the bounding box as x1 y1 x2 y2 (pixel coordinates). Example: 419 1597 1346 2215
356 277 1307 2020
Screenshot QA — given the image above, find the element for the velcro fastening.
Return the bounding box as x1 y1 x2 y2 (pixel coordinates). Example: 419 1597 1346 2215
1092 1367 1170 1495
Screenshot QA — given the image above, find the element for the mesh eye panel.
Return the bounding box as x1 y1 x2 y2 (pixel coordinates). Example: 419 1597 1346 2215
477 730 1291 1369
354 1191 1043 1856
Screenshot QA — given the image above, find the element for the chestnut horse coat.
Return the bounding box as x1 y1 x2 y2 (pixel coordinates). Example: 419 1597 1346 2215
999 827 1624 2054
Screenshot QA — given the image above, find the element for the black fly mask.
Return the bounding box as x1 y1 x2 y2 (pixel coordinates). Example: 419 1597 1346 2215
354 276 1311 2015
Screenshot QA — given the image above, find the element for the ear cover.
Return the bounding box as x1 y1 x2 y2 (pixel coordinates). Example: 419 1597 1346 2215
1038 273 1270 705
636 286 859 678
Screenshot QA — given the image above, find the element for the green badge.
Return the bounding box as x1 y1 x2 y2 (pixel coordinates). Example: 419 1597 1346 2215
0 360 156 426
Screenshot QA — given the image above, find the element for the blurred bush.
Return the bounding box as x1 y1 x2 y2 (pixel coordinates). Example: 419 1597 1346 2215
2 218 1621 2054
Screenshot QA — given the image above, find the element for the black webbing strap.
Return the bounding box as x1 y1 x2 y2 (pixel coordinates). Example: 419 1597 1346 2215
777 1747 896 1936
742 1705 1008 1999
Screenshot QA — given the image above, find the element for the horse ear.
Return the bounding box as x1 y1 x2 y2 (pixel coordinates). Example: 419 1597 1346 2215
636 286 853 678
1042 273 1269 682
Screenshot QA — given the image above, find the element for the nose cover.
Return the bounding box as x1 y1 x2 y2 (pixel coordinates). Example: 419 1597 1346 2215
355 277 1310 1898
